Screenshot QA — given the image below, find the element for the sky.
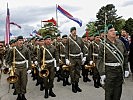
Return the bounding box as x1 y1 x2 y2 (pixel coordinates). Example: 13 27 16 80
0 0 133 41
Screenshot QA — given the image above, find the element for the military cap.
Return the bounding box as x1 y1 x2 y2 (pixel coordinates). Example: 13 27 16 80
16 36 23 41
56 33 61 37
70 27 76 32
94 32 100 37
115 31 119 35
44 35 51 40
82 34 86 38
107 24 114 31
39 37 44 41
62 34 67 38
9 39 16 45
99 30 104 34
35 37 39 41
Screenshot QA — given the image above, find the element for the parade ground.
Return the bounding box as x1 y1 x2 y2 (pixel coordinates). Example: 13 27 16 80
0 72 133 100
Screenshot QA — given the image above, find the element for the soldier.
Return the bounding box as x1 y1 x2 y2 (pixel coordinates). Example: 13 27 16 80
97 24 129 100
89 32 102 88
60 34 71 86
8 36 31 100
0 42 5 67
65 27 86 93
81 34 91 82
38 35 59 98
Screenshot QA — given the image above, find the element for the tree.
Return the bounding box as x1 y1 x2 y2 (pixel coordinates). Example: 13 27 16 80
123 18 133 35
95 4 122 31
86 21 97 35
38 22 60 37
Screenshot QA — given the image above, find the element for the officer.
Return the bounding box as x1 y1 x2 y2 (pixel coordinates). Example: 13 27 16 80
89 32 102 88
65 27 86 93
38 35 59 98
81 34 91 82
97 24 129 100
8 36 31 100
60 34 71 86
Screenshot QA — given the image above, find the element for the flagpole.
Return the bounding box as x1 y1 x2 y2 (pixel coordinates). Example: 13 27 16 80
56 4 58 29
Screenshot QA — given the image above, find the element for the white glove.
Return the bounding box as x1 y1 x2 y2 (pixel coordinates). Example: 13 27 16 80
27 70 31 74
34 61 38 65
82 57 86 65
125 71 129 78
89 61 93 65
100 75 106 85
66 59 70 65
56 66 60 71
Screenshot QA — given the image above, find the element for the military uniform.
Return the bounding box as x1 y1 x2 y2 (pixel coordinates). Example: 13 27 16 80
65 27 85 93
38 35 59 98
8 36 31 100
97 24 129 100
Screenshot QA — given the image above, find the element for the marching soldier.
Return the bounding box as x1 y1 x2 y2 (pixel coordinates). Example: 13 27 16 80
89 32 102 88
81 34 91 82
97 24 129 100
8 36 31 100
38 35 59 98
60 34 71 86
65 27 86 93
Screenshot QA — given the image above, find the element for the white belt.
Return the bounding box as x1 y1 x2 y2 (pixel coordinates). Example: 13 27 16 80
92 53 98 57
69 53 81 57
14 60 27 64
45 59 54 63
105 63 120 67
85 54 88 56
60 54 65 57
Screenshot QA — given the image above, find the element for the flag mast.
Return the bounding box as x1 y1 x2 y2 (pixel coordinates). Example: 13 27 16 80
56 4 59 34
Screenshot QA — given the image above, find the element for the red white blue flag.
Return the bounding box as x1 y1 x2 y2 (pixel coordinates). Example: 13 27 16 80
57 5 82 27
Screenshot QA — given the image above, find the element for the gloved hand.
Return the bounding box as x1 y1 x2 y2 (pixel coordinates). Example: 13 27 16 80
89 61 93 65
100 75 106 85
56 66 60 71
82 57 86 65
66 59 70 65
34 61 38 65
125 71 129 78
27 70 31 74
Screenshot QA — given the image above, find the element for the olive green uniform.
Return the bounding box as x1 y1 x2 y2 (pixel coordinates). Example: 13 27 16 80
8 45 31 95
97 38 129 100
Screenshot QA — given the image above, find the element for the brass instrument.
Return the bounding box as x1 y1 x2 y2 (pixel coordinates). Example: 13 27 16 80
39 46 49 78
7 47 18 84
84 62 95 71
31 63 38 75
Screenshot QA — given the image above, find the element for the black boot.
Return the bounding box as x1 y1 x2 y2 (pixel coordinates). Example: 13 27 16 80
83 76 87 82
86 77 91 82
72 83 77 93
13 89 17 95
16 94 21 100
97 78 102 87
49 88 56 97
66 78 71 85
22 94 27 100
94 79 99 88
44 89 49 98
75 82 82 92
12 83 15 89
40 83 44 91
63 78 66 86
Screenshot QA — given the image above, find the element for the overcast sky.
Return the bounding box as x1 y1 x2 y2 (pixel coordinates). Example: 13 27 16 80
0 0 133 41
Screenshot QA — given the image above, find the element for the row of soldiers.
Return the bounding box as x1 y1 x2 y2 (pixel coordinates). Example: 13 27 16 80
0 24 130 100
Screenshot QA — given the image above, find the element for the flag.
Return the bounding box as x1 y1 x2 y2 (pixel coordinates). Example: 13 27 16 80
57 5 82 27
5 3 10 45
10 22 21 29
42 17 57 26
30 30 42 37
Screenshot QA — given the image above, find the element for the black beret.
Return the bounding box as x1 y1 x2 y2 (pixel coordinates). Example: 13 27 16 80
16 36 23 41
56 33 61 37
44 35 51 40
62 34 67 38
82 34 86 38
70 27 76 32
39 38 44 41
94 32 99 37
107 24 114 31
99 30 104 34
9 39 16 45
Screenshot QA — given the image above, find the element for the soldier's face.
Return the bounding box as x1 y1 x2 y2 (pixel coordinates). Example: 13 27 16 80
71 30 76 36
17 39 23 47
45 38 51 45
107 28 116 38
